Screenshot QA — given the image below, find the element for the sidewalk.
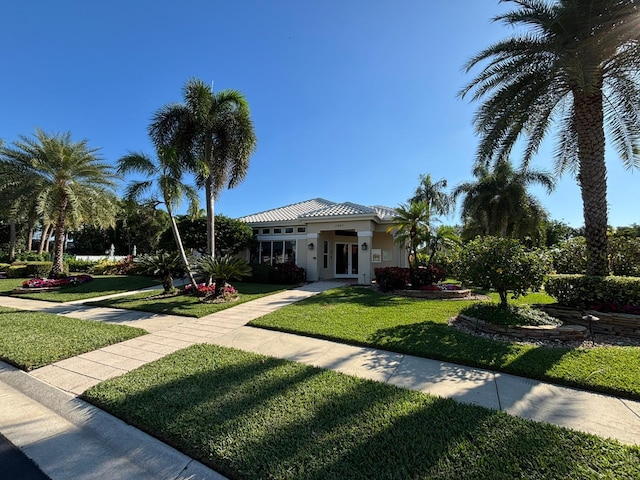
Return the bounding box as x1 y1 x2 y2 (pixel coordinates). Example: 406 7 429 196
1 281 639 478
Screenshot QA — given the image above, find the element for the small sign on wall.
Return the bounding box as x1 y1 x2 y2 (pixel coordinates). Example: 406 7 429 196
372 248 382 263
382 249 392 262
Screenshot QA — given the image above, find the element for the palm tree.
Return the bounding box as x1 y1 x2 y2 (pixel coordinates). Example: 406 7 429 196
453 159 554 243
0 129 118 276
410 173 453 216
117 147 199 289
460 0 640 275
149 78 257 259
134 251 185 295
387 201 431 284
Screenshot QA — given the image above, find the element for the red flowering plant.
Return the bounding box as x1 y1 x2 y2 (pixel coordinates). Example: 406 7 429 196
183 283 238 297
22 274 93 289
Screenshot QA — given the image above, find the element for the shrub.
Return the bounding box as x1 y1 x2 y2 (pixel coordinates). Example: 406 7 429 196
195 255 252 298
460 303 562 327
374 267 410 291
135 252 186 294
413 264 446 287
0 263 10 272
66 258 96 273
248 263 273 284
609 237 640 277
25 262 54 278
270 263 305 285
92 256 137 275
15 252 50 262
550 236 587 274
6 265 27 278
455 236 551 306
545 274 640 311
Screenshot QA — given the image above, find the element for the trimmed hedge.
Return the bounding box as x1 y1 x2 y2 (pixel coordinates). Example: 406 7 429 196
374 267 410 291
66 258 96 273
6 265 27 278
545 274 640 310
25 262 53 278
248 263 306 285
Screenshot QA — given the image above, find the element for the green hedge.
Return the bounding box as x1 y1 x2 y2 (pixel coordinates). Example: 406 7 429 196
545 274 640 309
7 265 27 278
25 262 53 278
66 258 97 273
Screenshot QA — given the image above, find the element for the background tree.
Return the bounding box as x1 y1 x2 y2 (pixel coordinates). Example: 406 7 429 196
460 0 640 275
0 129 117 276
149 78 257 258
410 173 453 217
453 159 553 244
118 147 199 289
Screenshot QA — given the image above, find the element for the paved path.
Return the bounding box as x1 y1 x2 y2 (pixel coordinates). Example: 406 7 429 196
1 281 639 479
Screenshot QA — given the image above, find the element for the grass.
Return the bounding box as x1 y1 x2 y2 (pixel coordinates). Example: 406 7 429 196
0 275 160 302
250 287 640 399
0 307 146 370
83 344 640 480
87 282 292 318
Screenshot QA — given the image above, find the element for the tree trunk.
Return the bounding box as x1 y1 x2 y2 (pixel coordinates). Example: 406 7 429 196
161 273 175 294
50 198 68 277
8 219 17 262
206 175 216 258
38 222 50 255
166 205 198 290
214 276 226 298
27 222 35 251
574 89 609 276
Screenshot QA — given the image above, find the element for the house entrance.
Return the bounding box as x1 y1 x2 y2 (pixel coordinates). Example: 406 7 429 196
335 243 358 277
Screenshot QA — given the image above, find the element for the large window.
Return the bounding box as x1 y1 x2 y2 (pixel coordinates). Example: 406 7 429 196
257 240 297 265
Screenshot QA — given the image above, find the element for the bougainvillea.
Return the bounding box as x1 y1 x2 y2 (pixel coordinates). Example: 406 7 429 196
22 274 93 289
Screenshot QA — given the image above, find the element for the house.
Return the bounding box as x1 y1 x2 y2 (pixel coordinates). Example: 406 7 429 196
239 198 407 282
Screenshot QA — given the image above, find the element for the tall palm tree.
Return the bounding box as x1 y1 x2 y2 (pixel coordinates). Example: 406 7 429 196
410 173 453 216
117 147 199 289
149 78 257 258
460 0 640 275
453 159 554 242
0 129 118 275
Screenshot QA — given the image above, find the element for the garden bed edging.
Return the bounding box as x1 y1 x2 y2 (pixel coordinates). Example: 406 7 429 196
456 314 588 340
535 304 640 339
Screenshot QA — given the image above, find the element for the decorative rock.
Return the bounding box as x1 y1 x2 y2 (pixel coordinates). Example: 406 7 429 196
457 314 588 340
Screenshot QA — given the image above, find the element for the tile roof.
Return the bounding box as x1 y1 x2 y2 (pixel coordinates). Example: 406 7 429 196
239 199 396 223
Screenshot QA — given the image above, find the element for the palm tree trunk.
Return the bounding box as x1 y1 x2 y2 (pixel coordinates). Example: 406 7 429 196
206 174 215 258
575 90 609 276
8 219 17 262
27 222 35 251
166 206 198 290
38 222 50 255
51 199 68 276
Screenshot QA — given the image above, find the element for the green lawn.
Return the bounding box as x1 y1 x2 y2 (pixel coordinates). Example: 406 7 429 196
0 307 146 370
87 282 292 318
84 344 640 480
250 287 640 399
0 275 160 302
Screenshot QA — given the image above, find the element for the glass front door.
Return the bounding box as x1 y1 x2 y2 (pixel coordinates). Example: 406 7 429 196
335 243 358 277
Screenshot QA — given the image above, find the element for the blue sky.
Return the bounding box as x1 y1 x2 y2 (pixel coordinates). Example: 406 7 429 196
1 1 636 228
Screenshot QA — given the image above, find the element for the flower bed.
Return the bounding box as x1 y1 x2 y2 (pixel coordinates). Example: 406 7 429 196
12 274 93 293
183 283 238 296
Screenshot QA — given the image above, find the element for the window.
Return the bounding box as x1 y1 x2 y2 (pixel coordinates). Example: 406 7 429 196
259 240 297 265
273 241 284 264
252 229 259 235
274 228 282 234
285 240 296 263
323 241 328 269
262 228 270 234
285 227 294 234
260 241 272 265
297 227 306 233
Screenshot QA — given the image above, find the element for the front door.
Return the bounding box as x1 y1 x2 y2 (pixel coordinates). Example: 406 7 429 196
335 243 358 277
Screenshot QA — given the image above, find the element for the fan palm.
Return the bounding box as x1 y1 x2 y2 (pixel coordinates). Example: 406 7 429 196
453 159 553 243
460 0 640 275
149 78 257 258
0 129 118 275
117 147 199 289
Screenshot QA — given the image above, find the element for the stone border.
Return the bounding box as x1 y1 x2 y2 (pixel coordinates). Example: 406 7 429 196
395 289 472 299
536 304 640 338
12 286 62 294
456 314 588 340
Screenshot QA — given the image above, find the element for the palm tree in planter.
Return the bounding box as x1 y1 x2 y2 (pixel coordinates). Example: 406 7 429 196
134 251 185 295
195 254 252 300
0 129 118 276
387 201 431 286
149 78 257 259
118 147 199 290
460 0 640 275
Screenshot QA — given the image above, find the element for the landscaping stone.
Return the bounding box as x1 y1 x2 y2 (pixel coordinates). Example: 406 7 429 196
536 304 640 339
457 314 588 340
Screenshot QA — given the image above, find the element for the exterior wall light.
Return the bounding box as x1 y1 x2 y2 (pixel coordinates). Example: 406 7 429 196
361 242 368 251
308 242 314 250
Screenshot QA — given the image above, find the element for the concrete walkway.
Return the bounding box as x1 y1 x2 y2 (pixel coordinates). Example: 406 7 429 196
1 281 639 479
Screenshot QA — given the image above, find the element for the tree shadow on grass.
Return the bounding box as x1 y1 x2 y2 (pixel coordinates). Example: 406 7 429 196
368 321 571 384
82 344 638 480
